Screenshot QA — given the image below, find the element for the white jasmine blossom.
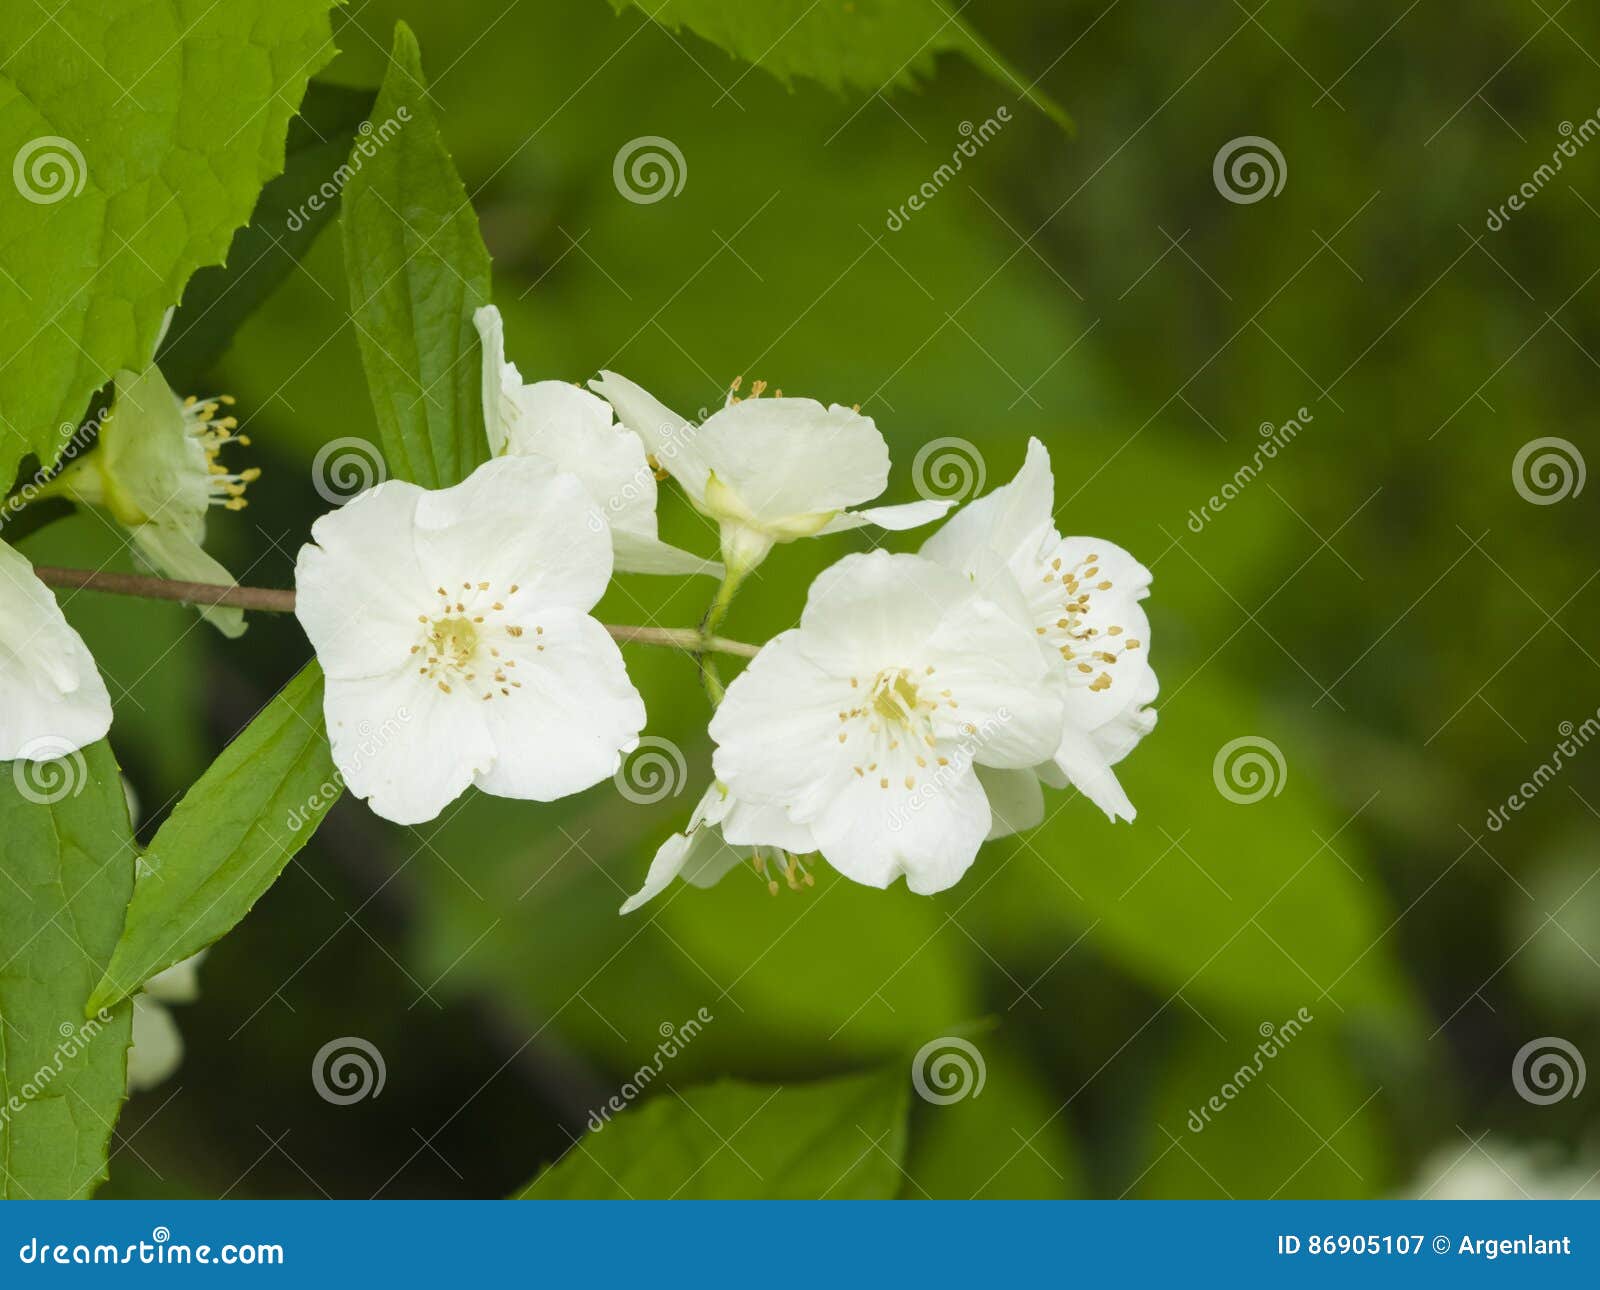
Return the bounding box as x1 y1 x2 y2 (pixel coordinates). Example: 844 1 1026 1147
619 780 817 913
921 438 1156 822
0 538 113 760
294 456 647 826
43 365 256 637
474 307 720 578
589 371 952 574
708 550 1063 895
127 952 206 1094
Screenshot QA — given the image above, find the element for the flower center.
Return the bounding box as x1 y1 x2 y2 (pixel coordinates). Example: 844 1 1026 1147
837 665 964 791
183 394 259 512
1034 550 1141 693
412 581 538 700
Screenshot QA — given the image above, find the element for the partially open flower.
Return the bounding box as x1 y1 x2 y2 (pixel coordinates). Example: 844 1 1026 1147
0 538 113 760
474 306 720 578
921 438 1157 821
294 455 647 826
127 952 206 1094
590 371 952 575
44 365 255 637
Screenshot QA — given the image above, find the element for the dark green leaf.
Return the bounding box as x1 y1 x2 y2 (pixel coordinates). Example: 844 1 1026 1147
158 82 379 391
341 22 493 489
516 1067 909 1198
88 664 337 1014
607 0 1070 129
0 741 135 1198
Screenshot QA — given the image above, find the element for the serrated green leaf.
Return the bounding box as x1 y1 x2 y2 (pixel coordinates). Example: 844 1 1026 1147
158 81 379 391
88 664 337 1014
516 1067 909 1198
0 741 135 1198
342 23 492 490
0 0 343 488
606 0 1070 129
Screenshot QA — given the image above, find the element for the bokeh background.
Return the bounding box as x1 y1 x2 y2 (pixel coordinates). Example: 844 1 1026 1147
25 0 1600 1197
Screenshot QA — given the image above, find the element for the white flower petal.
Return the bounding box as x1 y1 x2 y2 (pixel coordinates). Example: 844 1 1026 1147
810 760 991 895
589 371 710 501
412 456 613 612
295 480 431 681
129 523 246 639
1049 724 1137 823
976 764 1045 841
610 528 723 578
473 304 522 458
0 539 112 759
127 995 184 1093
473 607 645 802
921 436 1057 575
325 669 491 826
143 950 206 1004
817 497 954 534
719 790 818 855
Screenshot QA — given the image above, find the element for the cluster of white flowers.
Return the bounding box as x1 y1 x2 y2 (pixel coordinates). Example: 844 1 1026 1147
2 302 1157 911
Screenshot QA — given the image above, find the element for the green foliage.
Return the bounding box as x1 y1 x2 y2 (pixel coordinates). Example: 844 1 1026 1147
341 23 492 490
0 0 342 486
605 0 1069 128
517 1066 909 1198
89 665 337 1014
0 742 134 1198
159 83 379 391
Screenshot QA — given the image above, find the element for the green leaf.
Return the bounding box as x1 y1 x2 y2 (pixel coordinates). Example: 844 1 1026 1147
0 741 135 1198
158 82 379 391
88 664 338 1014
606 0 1070 129
0 0 342 487
342 23 492 490
516 1067 909 1198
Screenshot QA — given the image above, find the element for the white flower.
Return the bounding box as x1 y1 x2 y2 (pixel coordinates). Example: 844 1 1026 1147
0 538 112 759
474 307 720 578
619 780 817 913
589 371 952 573
706 550 1063 895
920 438 1156 822
127 952 206 1094
44 365 256 637
294 456 647 826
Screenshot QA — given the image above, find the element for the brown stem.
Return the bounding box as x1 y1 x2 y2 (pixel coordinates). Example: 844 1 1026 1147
31 566 761 659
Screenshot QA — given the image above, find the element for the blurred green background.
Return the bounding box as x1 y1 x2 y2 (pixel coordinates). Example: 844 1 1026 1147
27 0 1600 1197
